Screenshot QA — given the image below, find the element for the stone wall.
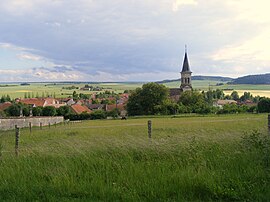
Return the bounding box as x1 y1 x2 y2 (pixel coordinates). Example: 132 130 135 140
0 117 64 131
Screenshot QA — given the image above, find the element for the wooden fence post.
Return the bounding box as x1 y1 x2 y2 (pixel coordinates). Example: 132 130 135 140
148 120 152 139
40 122 42 130
49 122 51 129
268 114 270 135
15 125 20 156
29 122 32 133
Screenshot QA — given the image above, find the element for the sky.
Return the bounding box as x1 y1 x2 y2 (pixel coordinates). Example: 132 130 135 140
0 0 269 82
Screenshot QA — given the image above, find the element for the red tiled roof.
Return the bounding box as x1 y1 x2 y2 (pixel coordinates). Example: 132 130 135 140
0 102 12 111
216 100 237 105
120 93 129 98
44 98 57 104
71 104 92 114
106 104 125 111
18 98 46 107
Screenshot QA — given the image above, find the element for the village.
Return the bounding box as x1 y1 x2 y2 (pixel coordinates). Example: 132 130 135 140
0 50 264 120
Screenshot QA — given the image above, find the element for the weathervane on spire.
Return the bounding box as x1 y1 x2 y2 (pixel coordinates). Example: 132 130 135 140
185 44 187 53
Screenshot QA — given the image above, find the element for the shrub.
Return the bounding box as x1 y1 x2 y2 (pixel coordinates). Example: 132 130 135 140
258 98 270 113
42 106 57 116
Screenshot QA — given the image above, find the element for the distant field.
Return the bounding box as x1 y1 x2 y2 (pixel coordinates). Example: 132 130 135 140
0 83 142 99
163 80 222 90
163 80 270 97
0 114 269 201
224 90 270 98
0 81 270 98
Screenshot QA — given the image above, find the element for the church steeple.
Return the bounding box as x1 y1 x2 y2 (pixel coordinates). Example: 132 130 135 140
181 45 191 73
180 45 192 91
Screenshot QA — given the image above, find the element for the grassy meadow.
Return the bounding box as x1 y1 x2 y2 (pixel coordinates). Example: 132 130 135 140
162 80 270 97
0 80 270 99
0 82 142 99
0 114 269 201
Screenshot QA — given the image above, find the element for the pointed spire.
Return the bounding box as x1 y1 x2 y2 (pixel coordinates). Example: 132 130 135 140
181 45 191 72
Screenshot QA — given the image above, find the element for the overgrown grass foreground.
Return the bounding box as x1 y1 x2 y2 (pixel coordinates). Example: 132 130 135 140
0 114 269 201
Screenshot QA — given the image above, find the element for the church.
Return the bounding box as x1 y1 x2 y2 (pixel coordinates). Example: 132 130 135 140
169 47 192 101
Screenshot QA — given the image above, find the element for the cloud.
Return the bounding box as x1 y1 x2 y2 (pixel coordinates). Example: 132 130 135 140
0 0 269 81
172 0 197 11
0 43 32 51
17 53 43 61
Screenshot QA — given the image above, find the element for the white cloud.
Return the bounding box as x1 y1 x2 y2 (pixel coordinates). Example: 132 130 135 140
0 0 269 81
226 0 270 23
172 0 197 11
0 43 32 51
17 53 43 61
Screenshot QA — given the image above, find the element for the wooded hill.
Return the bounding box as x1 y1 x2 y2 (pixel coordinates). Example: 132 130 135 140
158 76 232 84
229 73 270 85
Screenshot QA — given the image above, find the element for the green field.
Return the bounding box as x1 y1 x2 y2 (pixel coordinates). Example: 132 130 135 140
162 80 270 97
0 114 269 201
0 80 270 99
0 83 142 99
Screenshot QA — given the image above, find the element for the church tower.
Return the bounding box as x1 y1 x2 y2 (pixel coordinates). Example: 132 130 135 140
180 46 192 91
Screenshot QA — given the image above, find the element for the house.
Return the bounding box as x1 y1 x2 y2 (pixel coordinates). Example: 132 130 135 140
18 98 66 108
0 102 12 111
18 98 46 107
240 100 257 107
213 100 238 108
59 98 76 106
106 104 127 117
88 104 106 110
71 104 92 114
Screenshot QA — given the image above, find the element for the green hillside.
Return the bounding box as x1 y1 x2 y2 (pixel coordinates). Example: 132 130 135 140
230 73 270 84
0 114 269 201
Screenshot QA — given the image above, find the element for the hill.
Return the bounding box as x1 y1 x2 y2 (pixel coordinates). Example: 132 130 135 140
230 73 270 84
158 75 232 84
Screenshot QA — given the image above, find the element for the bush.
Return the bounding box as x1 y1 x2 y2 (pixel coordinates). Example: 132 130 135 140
68 110 107 121
107 108 120 118
42 106 57 116
57 106 71 118
258 98 270 113
90 110 107 120
0 110 6 118
33 107 43 116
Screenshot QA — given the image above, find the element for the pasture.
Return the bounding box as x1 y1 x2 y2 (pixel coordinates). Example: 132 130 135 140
0 81 270 98
0 114 269 201
0 82 141 99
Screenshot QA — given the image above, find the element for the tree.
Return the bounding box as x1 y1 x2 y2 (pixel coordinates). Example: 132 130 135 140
178 91 211 114
127 83 169 115
57 106 71 117
215 89 225 99
90 110 107 119
240 92 253 102
107 108 120 118
73 91 79 99
5 104 20 116
42 106 56 116
0 95 11 103
33 107 43 116
257 98 270 113
92 99 99 104
231 91 239 100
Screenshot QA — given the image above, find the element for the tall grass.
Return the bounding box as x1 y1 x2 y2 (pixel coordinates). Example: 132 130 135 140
0 114 269 201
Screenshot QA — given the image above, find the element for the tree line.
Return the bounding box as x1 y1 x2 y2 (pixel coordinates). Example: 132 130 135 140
126 83 270 116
